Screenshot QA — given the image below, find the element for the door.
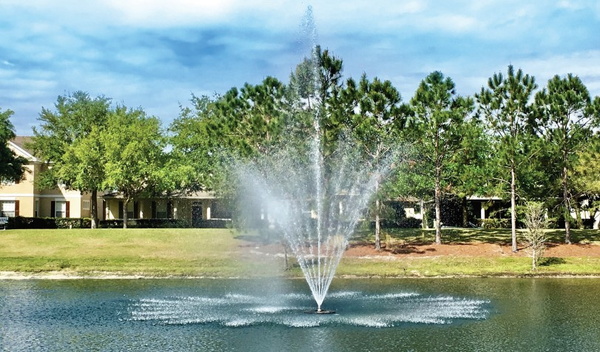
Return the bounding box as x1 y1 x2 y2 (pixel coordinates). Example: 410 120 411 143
192 202 203 227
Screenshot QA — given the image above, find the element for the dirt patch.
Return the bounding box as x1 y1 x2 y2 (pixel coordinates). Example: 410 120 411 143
344 241 600 258
245 239 600 259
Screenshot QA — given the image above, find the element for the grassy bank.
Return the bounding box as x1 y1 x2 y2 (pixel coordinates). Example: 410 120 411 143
1 228 599 278
0 228 270 277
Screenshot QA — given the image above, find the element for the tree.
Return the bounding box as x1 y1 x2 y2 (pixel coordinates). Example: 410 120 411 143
410 71 474 244
168 94 224 193
30 91 111 228
0 108 26 183
101 106 167 229
534 74 600 243
347 74 406 250
215 76 290 159
450 118 491 227
476 66 538 252
572 134 600 223
522 201 547 271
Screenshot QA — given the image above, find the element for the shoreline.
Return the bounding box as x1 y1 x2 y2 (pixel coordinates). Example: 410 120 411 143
2 271 600 280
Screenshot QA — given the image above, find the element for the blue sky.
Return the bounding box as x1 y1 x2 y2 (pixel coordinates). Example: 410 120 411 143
2 0 600 135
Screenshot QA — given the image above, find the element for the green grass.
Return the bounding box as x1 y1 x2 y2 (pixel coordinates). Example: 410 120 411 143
0 228 272 277
337 256 600 277
0 227 599 278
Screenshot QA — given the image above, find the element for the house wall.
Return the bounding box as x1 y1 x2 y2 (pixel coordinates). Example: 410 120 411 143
0 161 100 219
0 163 37 195
0 160 37 217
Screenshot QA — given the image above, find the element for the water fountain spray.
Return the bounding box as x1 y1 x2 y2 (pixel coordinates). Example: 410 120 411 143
236 7 392 313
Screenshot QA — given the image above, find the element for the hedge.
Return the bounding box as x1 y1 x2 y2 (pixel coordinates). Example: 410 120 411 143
6 217 195 229
7 217 91 229
99 218 190 228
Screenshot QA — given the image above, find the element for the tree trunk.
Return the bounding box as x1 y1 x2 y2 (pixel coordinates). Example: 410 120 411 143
434 151 442 244
90 189 98 229
563 165 571 244
434 132 442 245
123 198 129 229
511 165 518 252
374 176 381 250
420 198 427 229
462 196 468 227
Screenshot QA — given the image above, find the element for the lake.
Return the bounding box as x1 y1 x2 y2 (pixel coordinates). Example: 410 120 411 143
1 278 599 351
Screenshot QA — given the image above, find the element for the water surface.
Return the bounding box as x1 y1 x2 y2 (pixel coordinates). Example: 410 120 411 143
1 278 599 351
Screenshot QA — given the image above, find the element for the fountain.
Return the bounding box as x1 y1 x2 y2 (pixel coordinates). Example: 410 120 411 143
236 10 392 312
238 130 389 313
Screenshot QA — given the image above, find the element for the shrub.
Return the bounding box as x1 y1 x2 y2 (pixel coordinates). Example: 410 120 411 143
479 218 510 229
55 218 92 229
98 218 190 228
8 216 56 229
6 217 92 229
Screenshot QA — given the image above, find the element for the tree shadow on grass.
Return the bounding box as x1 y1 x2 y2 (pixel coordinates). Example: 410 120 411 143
539 257 567 267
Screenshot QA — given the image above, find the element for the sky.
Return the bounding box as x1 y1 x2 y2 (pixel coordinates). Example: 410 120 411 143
2 0 600 136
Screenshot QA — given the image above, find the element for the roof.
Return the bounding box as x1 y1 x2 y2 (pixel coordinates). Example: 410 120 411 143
8 136 39 162
11 136 33 151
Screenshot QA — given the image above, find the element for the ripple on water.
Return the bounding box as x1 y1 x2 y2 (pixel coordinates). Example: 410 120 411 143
125 290 491 328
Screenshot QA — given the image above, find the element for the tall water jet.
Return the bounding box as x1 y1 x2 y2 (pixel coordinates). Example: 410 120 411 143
235 7 393 311
238 127 390 311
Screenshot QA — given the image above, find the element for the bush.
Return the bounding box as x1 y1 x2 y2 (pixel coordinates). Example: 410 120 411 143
194 219 230 228
7 217 92 229
479 218 510 229
379 218 422 228
98 218 190 228
8 217 55 229
55 218 92 229
7 217 227 229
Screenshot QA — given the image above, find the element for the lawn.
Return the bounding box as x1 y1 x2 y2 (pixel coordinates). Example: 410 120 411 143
1 227 599 278
0 228 270 277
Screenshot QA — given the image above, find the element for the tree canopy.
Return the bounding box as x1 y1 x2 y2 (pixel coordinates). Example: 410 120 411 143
30 91 111 228
0 108 26 184
102 106 167 228
410 71 474 244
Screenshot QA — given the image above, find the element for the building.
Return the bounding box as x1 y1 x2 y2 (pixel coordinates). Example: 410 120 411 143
102 191 231 226
0 137 230 226
0 137 98 219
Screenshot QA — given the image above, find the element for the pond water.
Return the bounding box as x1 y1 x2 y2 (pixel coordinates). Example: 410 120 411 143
1 278 599 351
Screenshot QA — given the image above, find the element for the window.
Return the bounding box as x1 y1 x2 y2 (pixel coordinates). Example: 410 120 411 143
154 201 172 219
0 201 15 217
126 202 135 219
83 200 90 211
119 201 138 219
211 200 232 219
35 199 39 217
55 201 67 218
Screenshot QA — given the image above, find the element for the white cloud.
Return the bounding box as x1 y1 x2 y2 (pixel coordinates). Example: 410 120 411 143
424 14 479 33
518 50 600 95
101 0 306 30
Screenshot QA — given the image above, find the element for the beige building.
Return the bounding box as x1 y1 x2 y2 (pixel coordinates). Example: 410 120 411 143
102 191 230 226
0 137 99 219
1 137 230 226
